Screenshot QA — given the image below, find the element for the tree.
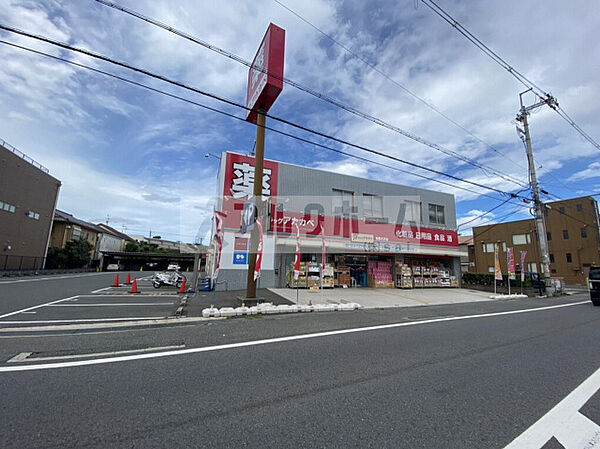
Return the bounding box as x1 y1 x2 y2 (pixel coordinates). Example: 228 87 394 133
63 239 94 268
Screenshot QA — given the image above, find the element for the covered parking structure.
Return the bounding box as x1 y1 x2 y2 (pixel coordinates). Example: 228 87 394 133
100 251 205 272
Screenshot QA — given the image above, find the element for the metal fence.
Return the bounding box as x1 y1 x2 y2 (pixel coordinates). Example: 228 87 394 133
0 138 50 173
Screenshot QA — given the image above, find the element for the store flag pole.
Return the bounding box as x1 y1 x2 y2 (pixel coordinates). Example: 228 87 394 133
294 223 301 305
320 224 325 304
507 249 511 296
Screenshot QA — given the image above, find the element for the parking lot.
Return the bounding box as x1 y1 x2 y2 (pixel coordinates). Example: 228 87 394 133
0 274 184 327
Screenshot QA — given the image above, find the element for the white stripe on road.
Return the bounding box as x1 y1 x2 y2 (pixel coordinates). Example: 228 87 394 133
0 273 107 284
505 365 600 448
48 303 175 307
0 301 588 373
77 295 180 298
0 296 79 319
90 287 111 293
0 317 166 324
7 345 185 363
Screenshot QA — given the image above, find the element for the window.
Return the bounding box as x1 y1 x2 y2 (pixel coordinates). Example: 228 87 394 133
549 254 555 263
362 194 383 218
483 243 495 253
488 266 494 273
428 204 445 225
566 253 573 263
547 232 552 241
577 204 583 212
559 207 565 214
563 230 569 239
528 262 538 273
403 200 421 223
581 227 588 238
512 233 531 245
332 189 354 214
500 242 506 252
72 227 83 241
0 200 16 213
27 211 40 220
551 269 557 274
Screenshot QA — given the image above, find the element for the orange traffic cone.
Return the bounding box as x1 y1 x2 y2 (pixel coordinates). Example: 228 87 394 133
129 278 140 294
112 274 120 287
178 277 187 294
125 273 132 285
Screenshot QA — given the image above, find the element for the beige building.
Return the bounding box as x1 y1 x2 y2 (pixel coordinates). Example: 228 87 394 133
49 210 105 264
470 196 600 284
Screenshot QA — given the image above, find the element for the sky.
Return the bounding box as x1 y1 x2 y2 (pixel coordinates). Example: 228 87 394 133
0 0 599 242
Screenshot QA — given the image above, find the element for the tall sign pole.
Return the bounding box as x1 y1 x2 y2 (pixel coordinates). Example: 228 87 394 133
516 89 558 294
244 23 285 299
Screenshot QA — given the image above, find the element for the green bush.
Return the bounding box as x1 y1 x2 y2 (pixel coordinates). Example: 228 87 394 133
463 272 531 287
46 239 93 269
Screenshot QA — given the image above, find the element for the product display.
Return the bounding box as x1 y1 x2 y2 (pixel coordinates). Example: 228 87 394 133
367 260 394 288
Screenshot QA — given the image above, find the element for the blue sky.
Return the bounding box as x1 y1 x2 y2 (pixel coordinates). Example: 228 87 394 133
0 0 599 242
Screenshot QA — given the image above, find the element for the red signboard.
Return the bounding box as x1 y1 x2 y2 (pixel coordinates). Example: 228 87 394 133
221 153 279 229
270 210 459 248
246 23 285 124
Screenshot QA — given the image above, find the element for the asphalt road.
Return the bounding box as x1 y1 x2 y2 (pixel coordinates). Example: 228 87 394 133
1 282 599 448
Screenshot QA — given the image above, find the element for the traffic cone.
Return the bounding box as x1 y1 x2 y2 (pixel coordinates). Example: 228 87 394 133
125 273 132 285
112 274 120 287
178 277 187 294
129 278 140 294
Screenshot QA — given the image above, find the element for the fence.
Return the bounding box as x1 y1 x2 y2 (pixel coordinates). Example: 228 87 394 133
1 255 46 271
0 138 49 173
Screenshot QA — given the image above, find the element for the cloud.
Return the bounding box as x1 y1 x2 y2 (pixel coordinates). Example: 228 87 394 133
568 162 600 182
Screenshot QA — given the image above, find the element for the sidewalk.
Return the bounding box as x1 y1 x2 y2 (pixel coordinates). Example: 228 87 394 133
184 289 293 317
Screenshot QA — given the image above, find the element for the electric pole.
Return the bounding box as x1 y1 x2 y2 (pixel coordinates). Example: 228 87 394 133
516 89 558 294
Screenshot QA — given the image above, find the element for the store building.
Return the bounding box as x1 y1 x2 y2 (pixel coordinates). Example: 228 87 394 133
470 196 600 284
211 152 464 291
0 139 61 270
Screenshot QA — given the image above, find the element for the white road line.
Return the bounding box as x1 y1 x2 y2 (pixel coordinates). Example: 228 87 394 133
48 303 175 307
91 287 111 293
505 364 600 448
0 296 79 319
7 345 185 363
76 295 180 298
0 301 588 373
6 352 32 363
0 273 107 284
0 317 166 324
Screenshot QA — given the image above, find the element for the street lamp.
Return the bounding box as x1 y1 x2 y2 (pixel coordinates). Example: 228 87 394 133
205 153 221 160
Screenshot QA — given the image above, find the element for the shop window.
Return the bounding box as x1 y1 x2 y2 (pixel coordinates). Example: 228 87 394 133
566 253 572 263
549 254 554 263
512 233 531 245
577 204 583 212
581 227 588 238
527 262 538 273
27 210 40 220
362 194 383 219
428 204 445 225
547 232 552 241
332 189 354 214
563 230 569 240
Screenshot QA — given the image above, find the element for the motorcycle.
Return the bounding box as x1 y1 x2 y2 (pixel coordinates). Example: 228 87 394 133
152 271 186 289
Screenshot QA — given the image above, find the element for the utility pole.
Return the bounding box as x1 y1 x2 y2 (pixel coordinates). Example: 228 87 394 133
516 89 558 294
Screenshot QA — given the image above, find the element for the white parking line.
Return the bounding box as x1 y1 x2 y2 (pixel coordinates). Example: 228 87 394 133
0 317 166 324
0 300 588 372
0 273 107 284
91 287 111 293
48 303 175 307
0 296 79 319
505 365 600 448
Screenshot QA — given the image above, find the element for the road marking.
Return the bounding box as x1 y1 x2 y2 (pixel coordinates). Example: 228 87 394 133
0 300 588 372
6 345 185 363
6 352 32 363
0 273 107 284
0 317 166 324
505 365 600 448
91 287 111 293
48 303 175 307
0 296 79 319
76 294 180 298
20 311 37 314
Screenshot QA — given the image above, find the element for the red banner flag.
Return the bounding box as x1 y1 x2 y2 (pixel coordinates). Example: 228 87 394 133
520 251 527 282
212 210 227 280
254 218 264 281
507 247 516 280
293 223 301 280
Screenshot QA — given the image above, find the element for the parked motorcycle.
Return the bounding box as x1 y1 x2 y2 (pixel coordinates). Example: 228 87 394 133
152 271 186 289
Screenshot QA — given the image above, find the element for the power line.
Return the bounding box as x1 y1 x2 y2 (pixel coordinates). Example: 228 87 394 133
421 0 600 152
91 0 530 189
0 38 519 206
271 0 529 184
457 196 515 229
0 25 533 201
